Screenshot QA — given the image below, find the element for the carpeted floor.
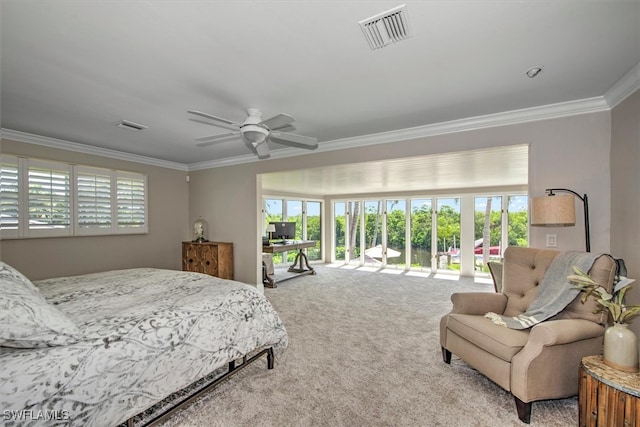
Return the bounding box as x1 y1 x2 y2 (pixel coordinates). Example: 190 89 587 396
158 265 577 427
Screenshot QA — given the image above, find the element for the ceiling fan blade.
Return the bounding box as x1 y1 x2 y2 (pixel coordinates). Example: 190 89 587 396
269 131 318 148
261 113 294 130
253 141 271 158
271 124 296 133
195 132 240 146
188 110 240 129
196 131 239 142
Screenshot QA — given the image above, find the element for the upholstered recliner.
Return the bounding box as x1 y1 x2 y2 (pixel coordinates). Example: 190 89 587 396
440 246 617 423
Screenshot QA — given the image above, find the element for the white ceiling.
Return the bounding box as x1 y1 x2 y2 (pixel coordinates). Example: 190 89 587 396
2 1 639 195
261 144 529 196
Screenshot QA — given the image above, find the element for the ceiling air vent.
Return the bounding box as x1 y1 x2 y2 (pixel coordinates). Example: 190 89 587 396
115 120 148 132
358 4 413 50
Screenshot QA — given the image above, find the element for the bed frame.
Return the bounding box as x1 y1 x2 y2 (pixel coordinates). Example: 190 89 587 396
126 347 275 426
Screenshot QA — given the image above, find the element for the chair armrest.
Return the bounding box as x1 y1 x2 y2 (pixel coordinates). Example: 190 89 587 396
527 319 605 346
511 319 606 402
450 292 507 315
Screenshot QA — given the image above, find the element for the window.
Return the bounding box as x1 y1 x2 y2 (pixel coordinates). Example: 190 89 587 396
0 155 147 238
263 197 323 264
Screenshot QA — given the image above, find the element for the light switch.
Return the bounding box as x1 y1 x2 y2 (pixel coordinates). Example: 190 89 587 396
546 234 557 247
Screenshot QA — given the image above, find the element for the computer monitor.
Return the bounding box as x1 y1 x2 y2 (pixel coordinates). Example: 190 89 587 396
270 222 296 243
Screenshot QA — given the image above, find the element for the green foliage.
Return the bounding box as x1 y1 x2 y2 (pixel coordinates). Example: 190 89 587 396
436 205 460 252
568 267 640 324
271 196 529 268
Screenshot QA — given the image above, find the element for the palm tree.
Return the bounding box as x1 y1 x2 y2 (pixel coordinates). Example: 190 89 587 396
482 197 492 266
348 201 360 261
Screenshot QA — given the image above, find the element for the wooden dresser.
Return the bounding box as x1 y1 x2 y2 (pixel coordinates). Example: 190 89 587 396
182 241 234 280
579 355 640 426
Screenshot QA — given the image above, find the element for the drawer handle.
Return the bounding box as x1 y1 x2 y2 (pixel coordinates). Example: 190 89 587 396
206 261 210 265
188 258 193 263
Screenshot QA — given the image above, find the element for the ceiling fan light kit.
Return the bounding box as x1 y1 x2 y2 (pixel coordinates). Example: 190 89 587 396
188 107 318 159
241 125 269 144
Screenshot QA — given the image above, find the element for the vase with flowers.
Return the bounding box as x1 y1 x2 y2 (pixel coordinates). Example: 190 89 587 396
569 267 640 372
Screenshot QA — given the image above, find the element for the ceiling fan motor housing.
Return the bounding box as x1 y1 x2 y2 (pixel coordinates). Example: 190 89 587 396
240 108 269 144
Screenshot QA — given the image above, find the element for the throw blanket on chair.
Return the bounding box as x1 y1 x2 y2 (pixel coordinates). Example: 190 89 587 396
485 251 603 329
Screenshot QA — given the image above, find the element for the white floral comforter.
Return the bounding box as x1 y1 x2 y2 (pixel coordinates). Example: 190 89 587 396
1 268 288 426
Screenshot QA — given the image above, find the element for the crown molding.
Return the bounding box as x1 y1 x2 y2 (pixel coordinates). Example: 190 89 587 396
1 129 188 171
1 95 613 172
604 62 640 108
314 97 610 153
188 96 610 170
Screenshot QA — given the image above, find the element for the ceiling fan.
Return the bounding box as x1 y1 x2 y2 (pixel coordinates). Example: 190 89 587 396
188 108 318 158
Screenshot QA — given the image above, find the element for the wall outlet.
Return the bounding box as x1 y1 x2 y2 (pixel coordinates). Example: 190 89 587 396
546 234 557 248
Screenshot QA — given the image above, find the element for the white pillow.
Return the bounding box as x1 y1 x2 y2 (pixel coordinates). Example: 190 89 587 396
0 262 80 348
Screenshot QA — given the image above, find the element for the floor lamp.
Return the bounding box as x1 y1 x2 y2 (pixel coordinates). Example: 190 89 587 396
530 188 590 252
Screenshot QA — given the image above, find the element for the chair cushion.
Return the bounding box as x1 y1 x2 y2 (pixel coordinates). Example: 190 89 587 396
502 247 558 317
447 313 530 362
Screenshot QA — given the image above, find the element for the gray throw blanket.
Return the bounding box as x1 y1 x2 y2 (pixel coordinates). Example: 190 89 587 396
485 251 602 329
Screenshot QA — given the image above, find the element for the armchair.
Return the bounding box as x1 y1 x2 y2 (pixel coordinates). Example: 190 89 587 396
440 247 617 423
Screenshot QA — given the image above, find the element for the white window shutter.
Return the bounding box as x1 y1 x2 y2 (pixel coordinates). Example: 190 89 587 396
116 171 147 233
76 166 113 234
27 159 71 237
1 155 20 237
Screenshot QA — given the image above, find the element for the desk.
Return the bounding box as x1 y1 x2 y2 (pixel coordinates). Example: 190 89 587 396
579 355 640 426
262 240 316 288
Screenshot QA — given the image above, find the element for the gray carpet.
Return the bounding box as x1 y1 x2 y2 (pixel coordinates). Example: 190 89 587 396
158 265 576 427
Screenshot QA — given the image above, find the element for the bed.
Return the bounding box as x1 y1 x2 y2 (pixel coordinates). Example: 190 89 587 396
0 262 288 426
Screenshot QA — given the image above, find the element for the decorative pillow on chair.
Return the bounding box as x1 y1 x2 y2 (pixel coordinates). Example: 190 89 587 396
0 262 80 348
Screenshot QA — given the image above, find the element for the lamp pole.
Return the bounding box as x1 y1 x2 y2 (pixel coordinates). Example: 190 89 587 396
546 188 590 252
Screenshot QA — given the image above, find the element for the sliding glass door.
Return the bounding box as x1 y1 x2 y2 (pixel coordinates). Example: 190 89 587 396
385 200 406 268
334 202 346 262
306 201 322 261
474 196 502 272
410 199 432 270
436 198 460 272
330 192 526 274
364 201 383 266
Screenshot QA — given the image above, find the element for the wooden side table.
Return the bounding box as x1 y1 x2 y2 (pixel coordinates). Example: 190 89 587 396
182 241 234 280
579 355 640 426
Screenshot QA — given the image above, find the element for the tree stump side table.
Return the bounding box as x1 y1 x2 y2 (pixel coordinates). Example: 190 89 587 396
579 355 640 426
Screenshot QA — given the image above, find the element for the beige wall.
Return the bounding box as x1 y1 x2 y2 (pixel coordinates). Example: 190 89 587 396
2 105 623 285
611 90 640 279
0 138 190 280
190 110 613 284
610 89 640 336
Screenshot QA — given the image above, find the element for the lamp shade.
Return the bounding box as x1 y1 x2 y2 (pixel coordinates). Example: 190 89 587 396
266 224 276 233
531 194 576 226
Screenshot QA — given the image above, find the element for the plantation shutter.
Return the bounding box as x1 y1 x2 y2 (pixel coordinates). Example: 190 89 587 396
1 155 20 235
77 166 113 232
116 171 147 232
28 160 71 236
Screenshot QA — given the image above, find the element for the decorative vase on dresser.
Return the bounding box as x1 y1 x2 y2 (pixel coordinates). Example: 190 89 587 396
603 322 639 373
182 241 234 280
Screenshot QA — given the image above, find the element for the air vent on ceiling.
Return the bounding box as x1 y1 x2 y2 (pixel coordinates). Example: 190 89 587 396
115 120 148 132
358 4 413 50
